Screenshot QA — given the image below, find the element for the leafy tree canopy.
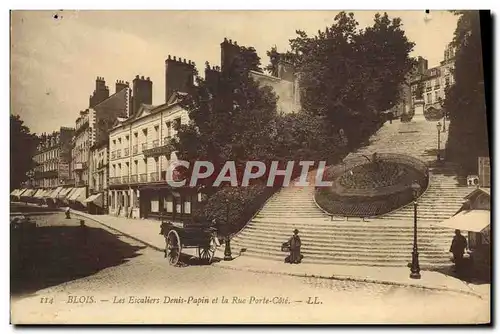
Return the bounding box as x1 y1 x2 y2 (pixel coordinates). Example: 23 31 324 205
10 114 38 189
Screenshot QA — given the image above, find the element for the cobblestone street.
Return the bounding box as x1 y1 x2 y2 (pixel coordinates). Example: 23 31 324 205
11 214 490 324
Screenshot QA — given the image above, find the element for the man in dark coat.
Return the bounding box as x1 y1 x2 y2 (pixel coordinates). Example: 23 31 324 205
450 229 468 272
289 229 302 264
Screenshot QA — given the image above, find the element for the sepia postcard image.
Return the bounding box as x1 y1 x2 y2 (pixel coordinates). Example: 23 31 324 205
9 9 491 325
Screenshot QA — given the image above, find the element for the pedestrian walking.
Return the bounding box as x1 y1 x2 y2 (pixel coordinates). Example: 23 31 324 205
288 229 302 264
449 229 468 274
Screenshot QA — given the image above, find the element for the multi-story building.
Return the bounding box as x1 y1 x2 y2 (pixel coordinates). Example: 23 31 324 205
32 127 74 188
108 59 199 220
410 43 456 113
71 108 96 186
71 77 132 187
87 140 109 213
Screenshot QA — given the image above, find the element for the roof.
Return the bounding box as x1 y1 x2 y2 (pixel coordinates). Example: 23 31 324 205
437 210 490 233
464 187 490 200
110 92 187 132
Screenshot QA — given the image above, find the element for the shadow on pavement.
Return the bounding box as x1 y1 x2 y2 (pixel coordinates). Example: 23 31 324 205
428 264 491 285
11 219 145 297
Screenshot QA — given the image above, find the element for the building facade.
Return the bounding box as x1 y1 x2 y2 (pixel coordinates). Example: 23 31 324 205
410 43 456 113
32 127 74 188
71 77 132 187
87 140 109 213
108 94 199 220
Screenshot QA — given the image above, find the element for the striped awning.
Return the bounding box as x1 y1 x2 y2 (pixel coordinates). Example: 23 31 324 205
48 186 64 199
69 187 87 204
10 189 21 196
57 187 74 199
32 189 46 198
20 188 36 198
83 193 103 207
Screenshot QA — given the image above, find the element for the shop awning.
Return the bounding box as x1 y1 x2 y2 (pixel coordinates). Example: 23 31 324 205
437 210 491 233
69 187 87 203
83 193 103 207
21 188 36 198
10 189 20 196
32 189 45 198
48 187 64 199
57 187 74 199
16 189 29 197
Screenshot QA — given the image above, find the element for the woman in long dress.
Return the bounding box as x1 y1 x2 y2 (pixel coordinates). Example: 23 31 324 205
289 229 302 264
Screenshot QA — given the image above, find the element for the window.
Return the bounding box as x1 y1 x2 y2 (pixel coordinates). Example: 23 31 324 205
154 125 159 140
435 91 439 101
134 160 138 174
427 93 432 104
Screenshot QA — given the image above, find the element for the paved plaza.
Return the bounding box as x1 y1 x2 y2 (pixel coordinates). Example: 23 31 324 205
11 213 490 324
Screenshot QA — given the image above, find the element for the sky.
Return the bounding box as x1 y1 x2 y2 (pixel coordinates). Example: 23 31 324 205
10 10 459 134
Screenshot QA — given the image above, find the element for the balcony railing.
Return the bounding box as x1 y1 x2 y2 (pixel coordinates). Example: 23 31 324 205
109 177 118 185
153 139 159 148
142 143 148 151
133 144 138 155
140 173 148 183
111 151 116 160
150 172 159 182
426 86 432 92
434 84 440 89
116 149 122 158
130 175 138 183
124 148 130 157
122 175 129 184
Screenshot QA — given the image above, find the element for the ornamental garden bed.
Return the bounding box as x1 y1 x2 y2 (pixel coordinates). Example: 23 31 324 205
315 158 428 217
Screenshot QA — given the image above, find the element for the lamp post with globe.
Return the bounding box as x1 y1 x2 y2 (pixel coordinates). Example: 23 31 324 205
436 121 442 162
410 181 422 279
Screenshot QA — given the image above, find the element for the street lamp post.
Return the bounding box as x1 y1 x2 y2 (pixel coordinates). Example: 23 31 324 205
410 181 422 279
438 97 446 132
224 198 233 261
436 121 441 162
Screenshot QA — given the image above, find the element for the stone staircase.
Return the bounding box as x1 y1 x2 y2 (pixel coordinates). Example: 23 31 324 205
231 118 475 267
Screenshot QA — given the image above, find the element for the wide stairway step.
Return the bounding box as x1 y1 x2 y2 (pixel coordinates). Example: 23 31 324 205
232 119 469 267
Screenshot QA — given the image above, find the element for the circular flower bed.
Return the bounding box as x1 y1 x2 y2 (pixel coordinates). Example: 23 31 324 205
315 155 428 218
339 161 409 190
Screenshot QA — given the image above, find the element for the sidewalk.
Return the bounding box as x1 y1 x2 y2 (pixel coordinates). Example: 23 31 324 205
68 209 489 299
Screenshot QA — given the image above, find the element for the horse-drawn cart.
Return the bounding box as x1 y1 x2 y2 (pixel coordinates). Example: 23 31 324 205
160 221 220 266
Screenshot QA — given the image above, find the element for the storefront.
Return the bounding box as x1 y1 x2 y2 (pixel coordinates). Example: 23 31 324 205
438 187 490 277
138 185 200 222
84 192 105 215
68 187 87 210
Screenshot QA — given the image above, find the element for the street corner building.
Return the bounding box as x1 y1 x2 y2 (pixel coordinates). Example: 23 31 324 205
107 58 200 221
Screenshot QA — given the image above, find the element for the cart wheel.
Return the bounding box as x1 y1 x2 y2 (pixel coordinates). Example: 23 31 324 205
166 230 182 266
198 237 217 264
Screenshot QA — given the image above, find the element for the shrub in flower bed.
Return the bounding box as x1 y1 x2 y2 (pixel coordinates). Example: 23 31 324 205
191 183 278 237
315 160 427 217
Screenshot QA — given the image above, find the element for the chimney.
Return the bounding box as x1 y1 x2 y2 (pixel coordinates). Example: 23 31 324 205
132 75 153 116
89 76 110 108
115 79 129 94
220 37 241 72
165 55 195 102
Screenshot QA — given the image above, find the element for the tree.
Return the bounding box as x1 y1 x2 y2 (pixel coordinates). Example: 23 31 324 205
174 45 278 190
444 11 489 174
274 11 415 146
10 114 38 190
